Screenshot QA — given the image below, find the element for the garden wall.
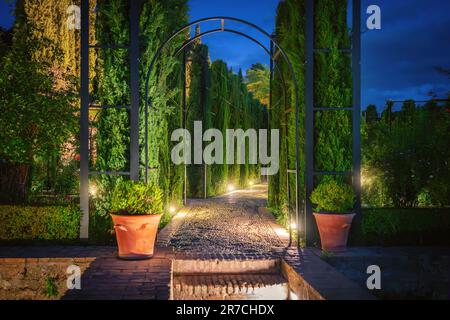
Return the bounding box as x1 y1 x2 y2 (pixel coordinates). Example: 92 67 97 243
0 257 92 300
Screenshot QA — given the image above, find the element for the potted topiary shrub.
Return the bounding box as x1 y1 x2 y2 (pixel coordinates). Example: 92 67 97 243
310 180 356 252
110 180 164 260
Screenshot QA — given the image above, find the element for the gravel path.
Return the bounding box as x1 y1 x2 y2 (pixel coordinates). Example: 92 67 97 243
163 184 287 254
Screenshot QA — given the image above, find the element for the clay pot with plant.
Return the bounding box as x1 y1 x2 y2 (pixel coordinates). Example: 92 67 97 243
110 180 164 260
310 180 356 252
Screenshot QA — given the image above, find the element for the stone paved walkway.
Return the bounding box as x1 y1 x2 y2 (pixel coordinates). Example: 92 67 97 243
158 184 290 254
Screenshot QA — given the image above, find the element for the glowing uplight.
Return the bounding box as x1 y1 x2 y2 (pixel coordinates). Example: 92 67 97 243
274 226 289 237
227 184 235 192
169 206 176 214
249 180 254 186
89 184 98 197
290 222 297 230
176 211 187 218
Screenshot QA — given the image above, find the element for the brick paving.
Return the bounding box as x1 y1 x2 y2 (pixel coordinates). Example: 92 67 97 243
0 245 375 300
0 183 375 300
62 247 174 300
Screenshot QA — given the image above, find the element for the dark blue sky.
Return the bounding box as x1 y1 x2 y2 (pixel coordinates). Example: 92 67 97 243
1 0 449 110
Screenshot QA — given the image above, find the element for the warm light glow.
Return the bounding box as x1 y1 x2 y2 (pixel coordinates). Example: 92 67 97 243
274 226 289 237
361 168 374 187
169 206 176 213
249 180 254 186
290 222 297 230
227 184 235 192
176 211 187 218
89 184 97 197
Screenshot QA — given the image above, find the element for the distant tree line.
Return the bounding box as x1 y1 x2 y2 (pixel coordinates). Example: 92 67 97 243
362 98 450 208
184 36 267 197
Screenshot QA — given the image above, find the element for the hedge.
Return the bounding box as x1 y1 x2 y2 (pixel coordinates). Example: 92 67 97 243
361 208 450 245
0 205 80 241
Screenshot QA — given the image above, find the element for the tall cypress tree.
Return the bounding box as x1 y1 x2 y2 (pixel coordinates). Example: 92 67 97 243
271 0 351 229
270 0 306 216
314 0 352 177
227 71 241 187
95 0 188 220
140 0 188 208
14 0 97 196
18 0 97 91
208 60 230 195
94 0 131 217
186 43 210 197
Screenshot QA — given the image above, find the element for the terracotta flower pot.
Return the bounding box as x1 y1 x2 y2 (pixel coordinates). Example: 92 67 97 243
313 213 355 252
111 213 162 260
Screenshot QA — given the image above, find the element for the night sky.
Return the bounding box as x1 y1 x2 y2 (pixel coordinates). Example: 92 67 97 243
1 0 449 111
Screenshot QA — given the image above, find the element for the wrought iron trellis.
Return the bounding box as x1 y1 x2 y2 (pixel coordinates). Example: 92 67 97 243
143 17 302 246
80 3 362 245
80 0 141 239
304 0 362 245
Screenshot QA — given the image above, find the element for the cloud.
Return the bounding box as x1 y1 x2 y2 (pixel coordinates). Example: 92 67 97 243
362 0 450 108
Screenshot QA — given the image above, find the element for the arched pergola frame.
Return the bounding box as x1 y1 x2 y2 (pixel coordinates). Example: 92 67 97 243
143 17 302 246
80 2 361 246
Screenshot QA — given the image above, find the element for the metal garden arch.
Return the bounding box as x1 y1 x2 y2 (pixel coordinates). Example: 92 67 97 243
143 17 302 246
80 1 361 246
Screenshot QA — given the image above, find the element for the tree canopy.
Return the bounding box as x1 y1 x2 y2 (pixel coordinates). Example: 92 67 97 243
246 63 270 106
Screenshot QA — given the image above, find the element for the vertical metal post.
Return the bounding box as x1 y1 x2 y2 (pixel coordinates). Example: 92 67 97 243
268 35 274 185
182 50 187 205
287 169 292 245
79 0 89 240
129 0 141 182
352 0 362 224
305 0 315 246
295 171 299 246
204 164 207 199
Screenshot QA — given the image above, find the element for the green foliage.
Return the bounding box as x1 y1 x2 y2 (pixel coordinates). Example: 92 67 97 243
6 0 94 202
361 165 393 207
314 0 352 173
207 60 229 195
310 180 355 212
268 207 289 228
246 63 270 106
44 277 58 298
363 98 450 207
361 208 450 245
0 204 80 240
93 0 131 217
269 0 306 214
186 44 211 197
269 0 355 232
110 180 163 215
0 27 12 58
186 48 266 197
53 160 79 195
363 104 379 124
140 0 187 207
94 0 188 223
0 23 76 165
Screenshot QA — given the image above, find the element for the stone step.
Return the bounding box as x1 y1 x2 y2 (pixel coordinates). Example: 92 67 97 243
172 273 289 300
